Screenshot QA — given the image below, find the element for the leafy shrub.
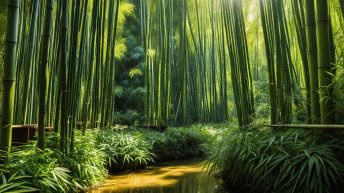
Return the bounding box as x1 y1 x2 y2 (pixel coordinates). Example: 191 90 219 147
3 146 78 193
95 128 155 172
113 110 143 125
207 128 344 193
0 168 37 193
95 124 218 171
61 130 107 190
149 125 215 162
1 130 107 193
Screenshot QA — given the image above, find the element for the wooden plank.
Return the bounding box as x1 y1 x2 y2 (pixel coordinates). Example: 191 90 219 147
262 124 344 130
44 127 54 132
12 124 37 129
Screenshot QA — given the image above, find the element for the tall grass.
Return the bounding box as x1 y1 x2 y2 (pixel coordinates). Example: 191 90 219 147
0 169 37 193
95 124 219 171
95 127 155 171
151 126 215 162
3 146 79 193
1 130 108 193
207 127 344 193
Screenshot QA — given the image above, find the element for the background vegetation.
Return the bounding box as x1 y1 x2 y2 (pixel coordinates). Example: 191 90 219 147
1 0 344 192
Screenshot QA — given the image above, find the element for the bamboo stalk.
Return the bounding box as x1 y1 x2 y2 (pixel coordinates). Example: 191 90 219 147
0 0 20 152
37 0 54 150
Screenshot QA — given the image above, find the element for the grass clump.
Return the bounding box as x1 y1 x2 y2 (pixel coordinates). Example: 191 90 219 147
0 168 37 193
62 130 107 189
207 127 344 193
95 127 155 171
95 124 219 172
1 130 107 193
3 146 79 193
151 125 215 162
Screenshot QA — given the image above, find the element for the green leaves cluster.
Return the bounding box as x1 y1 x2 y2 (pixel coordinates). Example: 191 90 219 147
95 124 217 171
0 171 37 193
1 130 108 193
208 128 344 193
95 128 155 171
151 126 215 162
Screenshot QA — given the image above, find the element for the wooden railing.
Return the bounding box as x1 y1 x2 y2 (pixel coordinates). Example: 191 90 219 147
262 124 344 130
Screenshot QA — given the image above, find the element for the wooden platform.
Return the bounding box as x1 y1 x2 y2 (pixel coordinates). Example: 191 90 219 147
11 124 54 145
12 124 37 145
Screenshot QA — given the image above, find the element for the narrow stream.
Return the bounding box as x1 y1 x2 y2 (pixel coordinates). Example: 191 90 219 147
89 159 229 193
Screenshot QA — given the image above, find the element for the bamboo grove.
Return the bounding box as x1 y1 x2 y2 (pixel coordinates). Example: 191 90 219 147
0 0 134 152
141 0 343 127
1 0 344 153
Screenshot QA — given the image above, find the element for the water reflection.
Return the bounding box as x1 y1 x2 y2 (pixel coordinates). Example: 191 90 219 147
89 159 227 193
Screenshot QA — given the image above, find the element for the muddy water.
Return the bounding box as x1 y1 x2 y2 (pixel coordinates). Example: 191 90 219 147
89 159 228 193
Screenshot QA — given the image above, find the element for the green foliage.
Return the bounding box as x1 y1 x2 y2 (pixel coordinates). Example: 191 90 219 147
115 35 145 122
94 124 219 172
61 130 107 190
1 130 107 193
207 128 344 193
129 68 143 78
95 128 155 171
3 146 78 193
334 62 344 123
0 169 37 193
113 110 144 125
151 125 215 162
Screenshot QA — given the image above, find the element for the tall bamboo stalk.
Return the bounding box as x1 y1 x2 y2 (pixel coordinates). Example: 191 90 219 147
59 0 69 153
305 0 320 124
315 0 336 124
0 0 20 152
37 0 54 150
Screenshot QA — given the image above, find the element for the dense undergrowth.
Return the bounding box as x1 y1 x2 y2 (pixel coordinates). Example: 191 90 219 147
207 124 344 193
1 130 107 193
0 124 219 192
4 122 343 193
95 124 218 171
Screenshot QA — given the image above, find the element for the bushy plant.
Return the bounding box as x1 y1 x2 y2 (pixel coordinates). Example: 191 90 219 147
150 125 215 162
113 110 145 125
1 130 108 193
0 168 37 193
95 128 155 171
61 130 107 190
3 146 78 193
94 124 219 171
208 128 344 193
